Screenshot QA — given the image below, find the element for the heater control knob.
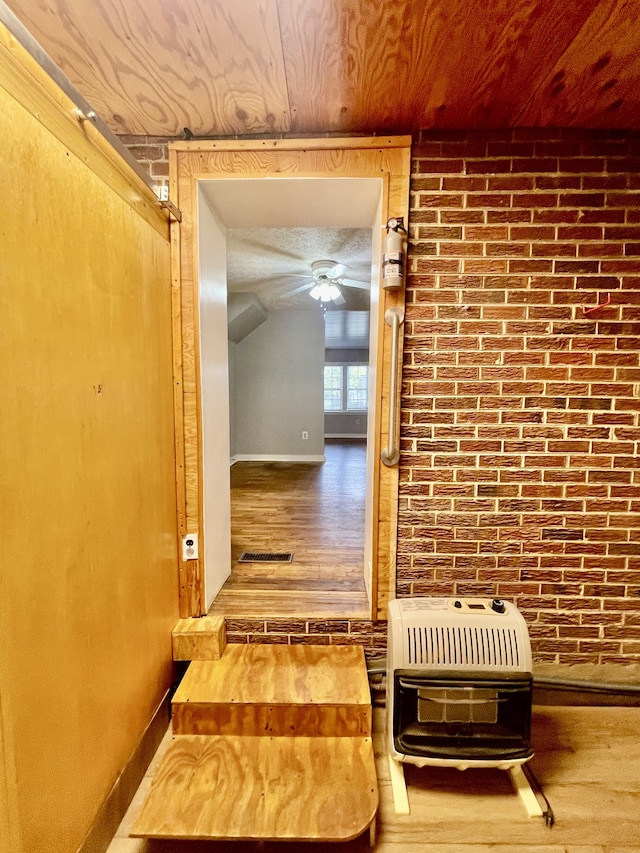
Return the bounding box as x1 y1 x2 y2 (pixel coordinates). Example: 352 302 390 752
491 598 506 614
454 600 462 608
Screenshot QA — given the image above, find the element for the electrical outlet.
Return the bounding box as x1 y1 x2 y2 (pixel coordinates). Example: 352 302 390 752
302 431 309 440
182 533 198 561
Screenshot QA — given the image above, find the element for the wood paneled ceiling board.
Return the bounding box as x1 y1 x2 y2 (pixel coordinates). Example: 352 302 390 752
436 0 603 129
278 0 603 132
6 0 290 135
519 0 640 127
5 0 640 134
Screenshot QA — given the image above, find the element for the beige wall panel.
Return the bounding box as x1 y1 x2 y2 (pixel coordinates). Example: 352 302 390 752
0 34 178 853
0 692 19 853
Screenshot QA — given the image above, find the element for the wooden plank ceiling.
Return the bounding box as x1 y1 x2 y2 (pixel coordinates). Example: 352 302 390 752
6 0 640 137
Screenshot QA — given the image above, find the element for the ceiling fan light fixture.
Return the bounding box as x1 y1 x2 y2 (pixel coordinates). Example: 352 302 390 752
309 281 342 302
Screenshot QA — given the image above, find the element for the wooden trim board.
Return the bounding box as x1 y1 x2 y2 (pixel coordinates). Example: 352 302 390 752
170 137 411 619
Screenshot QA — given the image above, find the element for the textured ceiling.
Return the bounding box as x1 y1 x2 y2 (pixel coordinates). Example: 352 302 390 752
5 0 640 137
226 227 372 312
200 179 379 314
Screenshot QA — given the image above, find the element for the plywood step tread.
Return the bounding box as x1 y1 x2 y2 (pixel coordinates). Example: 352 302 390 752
131 734 377 842
172 643 372 736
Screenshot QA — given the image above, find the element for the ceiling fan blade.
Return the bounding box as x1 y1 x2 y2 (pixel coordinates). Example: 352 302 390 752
279 273 315 279
326 263 350 278
283 282 314 297
340 277 370 290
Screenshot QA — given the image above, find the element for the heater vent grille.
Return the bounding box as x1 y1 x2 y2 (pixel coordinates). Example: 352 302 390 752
405 625 521 669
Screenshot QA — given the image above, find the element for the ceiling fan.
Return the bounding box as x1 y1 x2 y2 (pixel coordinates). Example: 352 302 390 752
283 259 370 305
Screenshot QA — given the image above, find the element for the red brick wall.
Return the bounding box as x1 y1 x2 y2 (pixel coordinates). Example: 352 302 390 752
120 135 170 191
124 130 640 664
223 618 387 656
403 130 640 664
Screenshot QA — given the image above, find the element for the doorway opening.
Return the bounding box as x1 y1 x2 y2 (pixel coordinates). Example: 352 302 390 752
169 137 411 622
196 178 382 618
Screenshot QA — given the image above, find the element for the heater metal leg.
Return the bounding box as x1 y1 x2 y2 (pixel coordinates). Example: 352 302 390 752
388 756 410 815
508 765 544 818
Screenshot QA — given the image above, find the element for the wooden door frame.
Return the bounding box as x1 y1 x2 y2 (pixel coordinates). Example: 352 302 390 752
169 136 411 621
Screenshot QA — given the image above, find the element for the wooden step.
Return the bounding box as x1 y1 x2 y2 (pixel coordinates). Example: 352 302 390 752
133 643 378 845
171 615 226 661
172 643 372 737
130 733 378 843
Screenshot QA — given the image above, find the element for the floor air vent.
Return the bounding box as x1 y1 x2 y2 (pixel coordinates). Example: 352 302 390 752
238 552 294 563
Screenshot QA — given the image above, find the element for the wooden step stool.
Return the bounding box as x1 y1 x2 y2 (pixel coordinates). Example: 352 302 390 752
131 643 378 845
171 615 226 661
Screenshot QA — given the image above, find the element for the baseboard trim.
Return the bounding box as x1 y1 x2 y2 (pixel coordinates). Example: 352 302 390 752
231 453 325 463
324 433 367 440
78 690 171 853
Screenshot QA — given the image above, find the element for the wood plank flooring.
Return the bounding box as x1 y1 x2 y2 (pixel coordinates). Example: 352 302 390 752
107 703 640 853
209 440 370 618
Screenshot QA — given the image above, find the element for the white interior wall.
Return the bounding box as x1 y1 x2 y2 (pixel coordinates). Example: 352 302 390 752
197 189 231 607
228 339 238 458
233 309 325 460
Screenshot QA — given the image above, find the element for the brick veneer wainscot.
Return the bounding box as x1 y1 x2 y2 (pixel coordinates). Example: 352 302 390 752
403 129 640 665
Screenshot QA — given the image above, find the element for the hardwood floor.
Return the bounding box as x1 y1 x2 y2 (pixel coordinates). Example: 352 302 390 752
209 440 370 618
107 703 640 852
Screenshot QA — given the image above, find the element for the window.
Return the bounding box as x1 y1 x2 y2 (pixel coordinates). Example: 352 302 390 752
323 365 343 411
324 364 368 412
346 365 368 410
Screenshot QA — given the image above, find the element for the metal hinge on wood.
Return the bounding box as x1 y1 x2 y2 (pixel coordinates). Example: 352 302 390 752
160 198 182 222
